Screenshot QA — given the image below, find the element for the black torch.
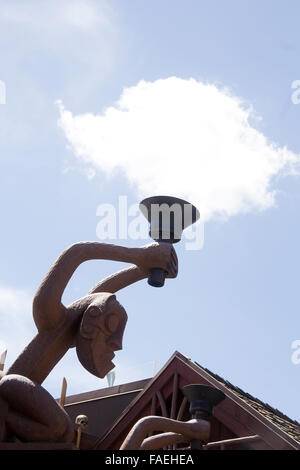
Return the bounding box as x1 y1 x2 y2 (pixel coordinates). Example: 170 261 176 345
139 195 200 287
182 384 226 449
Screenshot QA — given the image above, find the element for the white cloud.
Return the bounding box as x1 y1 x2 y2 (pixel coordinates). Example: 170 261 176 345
58 77 300 221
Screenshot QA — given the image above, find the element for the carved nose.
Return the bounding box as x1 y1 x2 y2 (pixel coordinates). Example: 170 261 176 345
107 333 123 351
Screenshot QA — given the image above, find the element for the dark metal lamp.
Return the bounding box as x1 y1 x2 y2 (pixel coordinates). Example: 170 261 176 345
139 195 200 287
182 384 226 449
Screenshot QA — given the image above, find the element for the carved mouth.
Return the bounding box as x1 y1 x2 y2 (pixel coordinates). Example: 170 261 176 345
106 351 115 362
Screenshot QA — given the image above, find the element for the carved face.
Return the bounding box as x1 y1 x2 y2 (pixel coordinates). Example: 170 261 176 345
75 293 127 378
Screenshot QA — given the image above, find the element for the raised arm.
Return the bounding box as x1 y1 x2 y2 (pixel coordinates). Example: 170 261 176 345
88 265 147 295
33 241 177 331
89 243 178 294
33 242 147 331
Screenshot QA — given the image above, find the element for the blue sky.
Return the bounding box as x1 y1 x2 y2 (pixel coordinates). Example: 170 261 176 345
1 0 300 422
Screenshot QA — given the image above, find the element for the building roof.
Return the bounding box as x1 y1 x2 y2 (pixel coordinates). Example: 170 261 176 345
198 362 300 445
65 351 300 450
63 378 150 439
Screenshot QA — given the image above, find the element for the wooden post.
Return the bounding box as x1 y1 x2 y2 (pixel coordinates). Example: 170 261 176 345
76 427 82 449
59 377 67 408
75 415 88 449
0 349 7 372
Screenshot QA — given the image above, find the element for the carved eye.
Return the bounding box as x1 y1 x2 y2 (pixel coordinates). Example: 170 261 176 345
89 307 100 317
105 313 119 333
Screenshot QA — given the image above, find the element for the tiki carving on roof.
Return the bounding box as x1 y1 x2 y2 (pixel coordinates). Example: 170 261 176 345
0 240 178 444
0 196 204 448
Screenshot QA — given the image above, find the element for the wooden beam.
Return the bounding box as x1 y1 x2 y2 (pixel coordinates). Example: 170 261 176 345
177 397 188 421
205 435 261 449
156 391 168 417
59 377 67 408
170 373 178 419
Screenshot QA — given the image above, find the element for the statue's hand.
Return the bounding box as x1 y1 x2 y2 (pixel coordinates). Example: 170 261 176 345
138 242 178 279
181 418 211 441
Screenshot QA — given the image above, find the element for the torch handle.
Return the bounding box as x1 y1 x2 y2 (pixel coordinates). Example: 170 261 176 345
148 268 166 288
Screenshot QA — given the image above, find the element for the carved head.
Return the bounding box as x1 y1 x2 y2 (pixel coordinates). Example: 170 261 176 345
75 293 127 378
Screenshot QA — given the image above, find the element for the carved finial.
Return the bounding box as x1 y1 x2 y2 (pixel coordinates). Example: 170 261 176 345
75 414 88 449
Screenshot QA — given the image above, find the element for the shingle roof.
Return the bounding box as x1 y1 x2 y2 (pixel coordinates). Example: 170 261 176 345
194 361 300 444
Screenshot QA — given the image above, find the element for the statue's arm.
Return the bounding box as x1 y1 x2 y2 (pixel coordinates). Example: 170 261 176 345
33 242 149 331
120 416 210 450
88 265 147 294
33 241 176 331
89 243 178 294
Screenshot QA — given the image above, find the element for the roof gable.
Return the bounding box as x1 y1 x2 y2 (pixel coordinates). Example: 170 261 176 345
93 351 300 450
